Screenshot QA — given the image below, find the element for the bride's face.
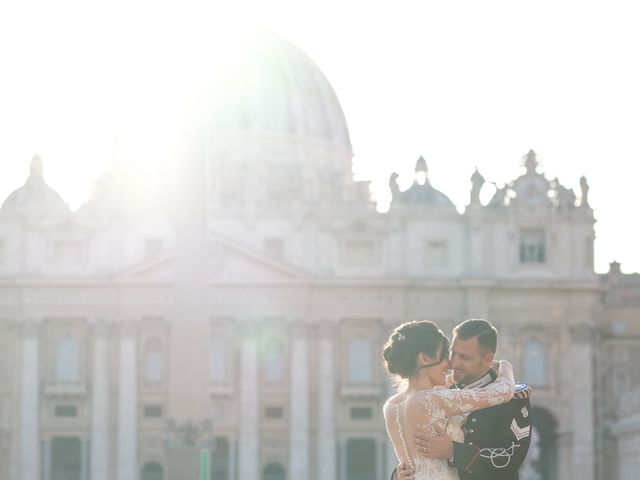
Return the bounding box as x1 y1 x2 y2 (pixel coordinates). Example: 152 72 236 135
426 347 451 387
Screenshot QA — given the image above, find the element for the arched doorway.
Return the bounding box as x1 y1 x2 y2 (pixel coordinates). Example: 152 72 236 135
262 462 285 480
346 438 376 480
51 437 81 480
141 462 164 480
520 407 558 480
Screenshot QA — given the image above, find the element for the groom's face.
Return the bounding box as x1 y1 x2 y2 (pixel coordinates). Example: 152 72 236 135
450 336 493 385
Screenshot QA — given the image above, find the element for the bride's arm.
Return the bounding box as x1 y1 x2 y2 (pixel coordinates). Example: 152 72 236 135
416 360 515 418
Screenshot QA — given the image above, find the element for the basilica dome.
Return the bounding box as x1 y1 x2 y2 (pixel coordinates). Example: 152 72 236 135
1 155 69 214
211 30 352 151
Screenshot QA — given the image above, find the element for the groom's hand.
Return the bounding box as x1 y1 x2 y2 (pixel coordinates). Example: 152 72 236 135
414 424 453 460
396 462 415 480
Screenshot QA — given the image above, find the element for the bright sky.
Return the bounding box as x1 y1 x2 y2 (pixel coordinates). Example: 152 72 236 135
1 0 639 273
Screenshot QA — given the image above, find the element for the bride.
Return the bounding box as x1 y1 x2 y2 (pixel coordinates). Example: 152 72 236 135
382 321 515 480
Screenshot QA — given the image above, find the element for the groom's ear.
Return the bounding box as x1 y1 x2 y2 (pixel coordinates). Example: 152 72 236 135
483 351 495 369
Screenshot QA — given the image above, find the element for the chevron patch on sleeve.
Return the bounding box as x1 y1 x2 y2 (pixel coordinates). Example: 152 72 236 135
510 419 530 441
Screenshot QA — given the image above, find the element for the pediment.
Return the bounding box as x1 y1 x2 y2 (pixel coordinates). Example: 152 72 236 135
116 253 174 281
116 235 309 283
208 234 309 282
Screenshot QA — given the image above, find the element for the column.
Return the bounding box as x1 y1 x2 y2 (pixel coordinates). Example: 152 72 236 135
317 324 336 480
90 322 110 480
570 325 595 480
19 323 40 480
289 324 309 478
117 325 137 480
238 322 258 480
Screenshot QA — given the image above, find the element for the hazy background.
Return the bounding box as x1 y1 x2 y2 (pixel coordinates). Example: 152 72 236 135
1 0 639 273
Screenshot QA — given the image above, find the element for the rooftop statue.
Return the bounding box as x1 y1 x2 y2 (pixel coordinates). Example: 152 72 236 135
580 175 590 207
469 168 485 206
389 172 400 202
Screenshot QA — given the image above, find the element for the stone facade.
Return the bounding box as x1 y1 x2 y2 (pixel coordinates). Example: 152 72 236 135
0 32 638 480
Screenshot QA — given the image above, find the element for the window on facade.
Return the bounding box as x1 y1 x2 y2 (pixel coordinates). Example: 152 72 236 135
264 338 285 384
265 406 284 419
52 240 86 266
55 336 80 383
54 405 77 417
341 241 376 267
522 340 548 386
144 238 164 260
141 462 164 480
348 337 373 384
519 229 546 264
209 334 227 383
264 238 284 260
263 463 285 480
425 240 448 268
144 338 164 384
350 406 373 419
52 437 81 480
143 404 163 418
346 439 376 480
612 321 629 335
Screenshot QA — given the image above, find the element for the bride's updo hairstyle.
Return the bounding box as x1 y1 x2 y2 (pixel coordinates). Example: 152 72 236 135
382 320 449 379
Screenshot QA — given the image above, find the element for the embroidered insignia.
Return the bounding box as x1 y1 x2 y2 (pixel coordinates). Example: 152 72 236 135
479 442 520 469
513 383 532 399
510 419 530 441
521 406 529 418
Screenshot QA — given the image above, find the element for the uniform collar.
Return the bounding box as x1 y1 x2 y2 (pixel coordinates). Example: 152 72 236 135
456 371 495 389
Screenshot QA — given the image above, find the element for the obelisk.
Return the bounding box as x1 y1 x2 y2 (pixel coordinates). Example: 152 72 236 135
167 81 211 478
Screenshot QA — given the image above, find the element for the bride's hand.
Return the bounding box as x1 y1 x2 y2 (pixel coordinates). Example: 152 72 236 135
495 360 515 385
444 370 455 387
490 360 500 375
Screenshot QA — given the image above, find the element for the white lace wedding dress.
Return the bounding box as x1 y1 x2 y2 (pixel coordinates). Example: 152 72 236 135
383 361 515 480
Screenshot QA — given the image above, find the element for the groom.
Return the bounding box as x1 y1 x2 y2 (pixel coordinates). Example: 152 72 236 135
393 319 532 480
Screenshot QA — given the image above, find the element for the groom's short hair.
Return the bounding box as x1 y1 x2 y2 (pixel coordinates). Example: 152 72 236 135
453 319 497 354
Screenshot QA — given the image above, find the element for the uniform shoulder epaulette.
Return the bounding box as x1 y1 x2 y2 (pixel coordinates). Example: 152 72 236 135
513 383 532 400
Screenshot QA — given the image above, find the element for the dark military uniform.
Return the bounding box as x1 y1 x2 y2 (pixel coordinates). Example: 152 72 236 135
390 374 532 480
449 381 532 480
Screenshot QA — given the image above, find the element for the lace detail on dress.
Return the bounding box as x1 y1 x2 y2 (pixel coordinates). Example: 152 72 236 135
413 455 460 480
412 420 465 480
416 380 514 420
